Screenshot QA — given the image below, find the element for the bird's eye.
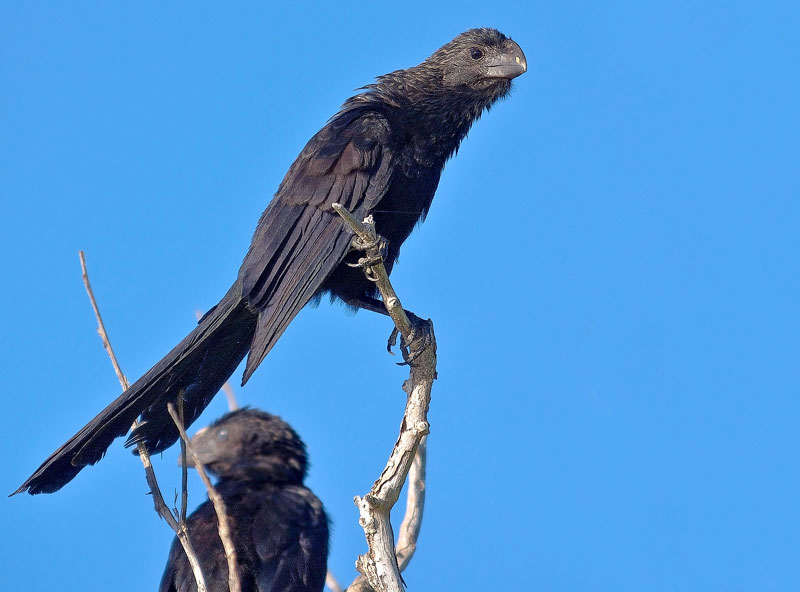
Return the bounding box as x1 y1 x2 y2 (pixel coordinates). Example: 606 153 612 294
217 428 228 440
469 48 484 60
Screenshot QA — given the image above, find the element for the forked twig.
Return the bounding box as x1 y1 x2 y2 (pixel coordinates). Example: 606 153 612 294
168 403 241 592
396 436 427 571
78 251 208 592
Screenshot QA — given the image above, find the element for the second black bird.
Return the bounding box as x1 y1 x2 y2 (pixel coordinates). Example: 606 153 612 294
159 408 329 592
16 28 527 495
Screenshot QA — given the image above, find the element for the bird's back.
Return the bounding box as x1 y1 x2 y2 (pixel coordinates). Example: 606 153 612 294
160 480 329 592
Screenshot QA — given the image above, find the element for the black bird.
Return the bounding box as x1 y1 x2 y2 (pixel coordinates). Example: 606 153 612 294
15 28 526 495
159 408 329 592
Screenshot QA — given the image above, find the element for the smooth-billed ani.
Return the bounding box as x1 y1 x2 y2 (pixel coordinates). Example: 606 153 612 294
15 28 526 495
159 408 328 592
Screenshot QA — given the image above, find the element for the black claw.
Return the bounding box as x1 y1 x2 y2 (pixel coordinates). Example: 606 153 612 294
387 326 400 354
351 235 381 251
386 312 434 366
349 232 389 259
347 233 389 285
345 254 383 269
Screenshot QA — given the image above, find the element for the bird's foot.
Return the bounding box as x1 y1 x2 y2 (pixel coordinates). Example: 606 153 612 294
346 254 384 270
346 231 389 281
350 231 384 253
388 312 435 366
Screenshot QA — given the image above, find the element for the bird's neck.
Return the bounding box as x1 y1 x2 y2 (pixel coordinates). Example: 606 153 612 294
367 69 504 161
215 473 302 491
214 461 305 485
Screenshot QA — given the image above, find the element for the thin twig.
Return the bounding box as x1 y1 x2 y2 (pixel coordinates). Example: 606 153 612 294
331 208 436 592
396 437 427 571
168 403 242 592
178 394 189 523
331 205 412 339
79 251 129 389
79 251 208 592
326 572 344 592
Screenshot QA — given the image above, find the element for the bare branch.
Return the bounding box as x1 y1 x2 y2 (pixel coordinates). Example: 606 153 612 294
220 382 239 411
396 437 427 571
178 394 189 523
344 575 370 592
326 572 344 592
331 205 412 339
331 208 436 592
168 403 242 592
79 251 130 389
79 251 208 592
344 438 427 592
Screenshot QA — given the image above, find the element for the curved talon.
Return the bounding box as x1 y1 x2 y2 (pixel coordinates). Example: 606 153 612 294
387 327 399 355
390 314 434 366
398 345 423 366
364 267 379 282
397 341 413 366
346 257 382 283
346 255 384 270
351 235 381 251
347 233 390 288
397 331 414 365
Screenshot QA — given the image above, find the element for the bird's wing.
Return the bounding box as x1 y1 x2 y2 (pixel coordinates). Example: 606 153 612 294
251 487 329 592
159 503 230 592
158 535 194 592
238 107 394 383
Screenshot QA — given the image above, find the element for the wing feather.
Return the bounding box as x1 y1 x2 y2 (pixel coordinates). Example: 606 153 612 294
238 108 394 383
252 487 328 592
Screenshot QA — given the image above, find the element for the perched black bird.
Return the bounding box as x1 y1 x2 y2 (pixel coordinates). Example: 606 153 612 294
16 28 526 495
159 408 329 592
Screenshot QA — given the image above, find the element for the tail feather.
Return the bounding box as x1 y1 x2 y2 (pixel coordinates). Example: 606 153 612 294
13 285 256 495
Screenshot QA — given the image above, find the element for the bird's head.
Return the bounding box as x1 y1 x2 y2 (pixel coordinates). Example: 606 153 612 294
184 408 308 484
428 28 526 96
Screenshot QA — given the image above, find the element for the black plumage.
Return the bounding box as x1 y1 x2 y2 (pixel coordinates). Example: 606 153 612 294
15 28 526 495
159 408 329 592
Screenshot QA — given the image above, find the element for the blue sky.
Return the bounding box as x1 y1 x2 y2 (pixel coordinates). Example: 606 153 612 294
2 2 799 590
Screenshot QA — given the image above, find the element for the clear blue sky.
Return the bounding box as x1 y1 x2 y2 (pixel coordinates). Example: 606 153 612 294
2 2 799 591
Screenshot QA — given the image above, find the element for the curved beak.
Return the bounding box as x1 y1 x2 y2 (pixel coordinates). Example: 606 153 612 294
487 40 527 79
177 426 212 467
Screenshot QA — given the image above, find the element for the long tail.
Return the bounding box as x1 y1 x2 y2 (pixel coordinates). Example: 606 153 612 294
14 284 257 495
